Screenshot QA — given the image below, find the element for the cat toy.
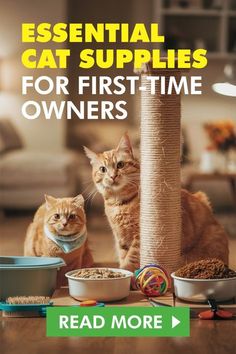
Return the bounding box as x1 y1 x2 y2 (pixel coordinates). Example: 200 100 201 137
134 264 171 297
138 60 183 272
79 300 105 307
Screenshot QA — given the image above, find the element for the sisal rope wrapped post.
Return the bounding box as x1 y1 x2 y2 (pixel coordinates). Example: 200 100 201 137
139 62 183 273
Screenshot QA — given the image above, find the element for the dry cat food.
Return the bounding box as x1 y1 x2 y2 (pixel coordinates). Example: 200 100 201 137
175 258 236 279
72 268 125 279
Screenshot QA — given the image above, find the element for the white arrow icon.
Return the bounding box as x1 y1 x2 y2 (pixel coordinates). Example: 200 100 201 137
172 316 180 328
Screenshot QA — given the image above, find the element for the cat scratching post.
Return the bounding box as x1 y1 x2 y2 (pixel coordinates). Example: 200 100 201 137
139 62 182 273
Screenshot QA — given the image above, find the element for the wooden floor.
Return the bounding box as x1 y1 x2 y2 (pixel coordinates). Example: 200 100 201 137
0 317 236 354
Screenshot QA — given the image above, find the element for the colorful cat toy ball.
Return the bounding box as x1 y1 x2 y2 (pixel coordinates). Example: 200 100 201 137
134 264 171 296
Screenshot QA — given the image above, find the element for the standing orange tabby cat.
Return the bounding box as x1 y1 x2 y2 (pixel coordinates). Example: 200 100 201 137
24 195 93 286
84 133 229 272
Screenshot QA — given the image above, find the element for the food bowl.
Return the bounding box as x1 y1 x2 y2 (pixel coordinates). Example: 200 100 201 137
66 268 133 302
171 272 236 303
0 256 65 300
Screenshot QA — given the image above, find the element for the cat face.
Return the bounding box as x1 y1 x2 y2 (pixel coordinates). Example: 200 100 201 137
44 195 86 236
84 133 140 197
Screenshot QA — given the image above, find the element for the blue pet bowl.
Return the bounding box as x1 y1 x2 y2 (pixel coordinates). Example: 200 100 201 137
0 256 65 300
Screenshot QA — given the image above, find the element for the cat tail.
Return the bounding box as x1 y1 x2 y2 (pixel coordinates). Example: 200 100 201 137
194 191 212 210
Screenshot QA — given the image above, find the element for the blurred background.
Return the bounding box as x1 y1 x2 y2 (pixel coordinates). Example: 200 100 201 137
0 0 235 267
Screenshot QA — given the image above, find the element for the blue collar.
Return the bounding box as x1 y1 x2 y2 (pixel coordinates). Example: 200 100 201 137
44 225 87 254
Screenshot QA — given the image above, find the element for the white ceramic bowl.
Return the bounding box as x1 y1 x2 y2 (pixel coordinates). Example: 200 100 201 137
171 272 236 303
66 268 133 302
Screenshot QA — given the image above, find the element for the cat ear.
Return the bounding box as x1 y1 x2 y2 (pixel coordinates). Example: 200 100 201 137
72 194 84 208
83 146 98 165
116 132 133 157
45 194 57 210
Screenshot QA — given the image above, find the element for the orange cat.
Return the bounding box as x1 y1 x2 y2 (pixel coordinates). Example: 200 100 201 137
24 195 93 286
84 133 229 272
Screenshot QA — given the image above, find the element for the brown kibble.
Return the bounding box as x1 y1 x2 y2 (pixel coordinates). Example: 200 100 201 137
72 268 125 279
175 259 236 279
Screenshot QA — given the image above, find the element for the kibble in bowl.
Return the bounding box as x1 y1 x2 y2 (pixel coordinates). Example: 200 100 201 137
66 268 133 302
72 268 126 279
171 259 236 303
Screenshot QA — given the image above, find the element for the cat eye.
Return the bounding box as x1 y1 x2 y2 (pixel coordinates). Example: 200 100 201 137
99 166 107 173
54 213 60 220
69 214 77 220
117 161 125 169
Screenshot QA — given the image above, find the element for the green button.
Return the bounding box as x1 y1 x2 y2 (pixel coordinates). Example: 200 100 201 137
47 306 190 337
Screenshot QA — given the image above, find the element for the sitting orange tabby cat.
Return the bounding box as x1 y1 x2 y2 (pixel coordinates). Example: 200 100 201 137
84 133 229 272
24 194 93 286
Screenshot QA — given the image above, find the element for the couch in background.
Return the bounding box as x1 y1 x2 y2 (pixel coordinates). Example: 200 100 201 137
0 119 80 209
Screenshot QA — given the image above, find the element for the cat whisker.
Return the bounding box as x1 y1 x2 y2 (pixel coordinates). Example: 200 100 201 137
127 182 139 189
85 188 98 206
90 190 98 204
125 177 140 184
126 172 140 177
85 188 97 201
81 182 95 195
86 191 99 207
126 181 139 188
125 176 136 181
125 178 140 186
